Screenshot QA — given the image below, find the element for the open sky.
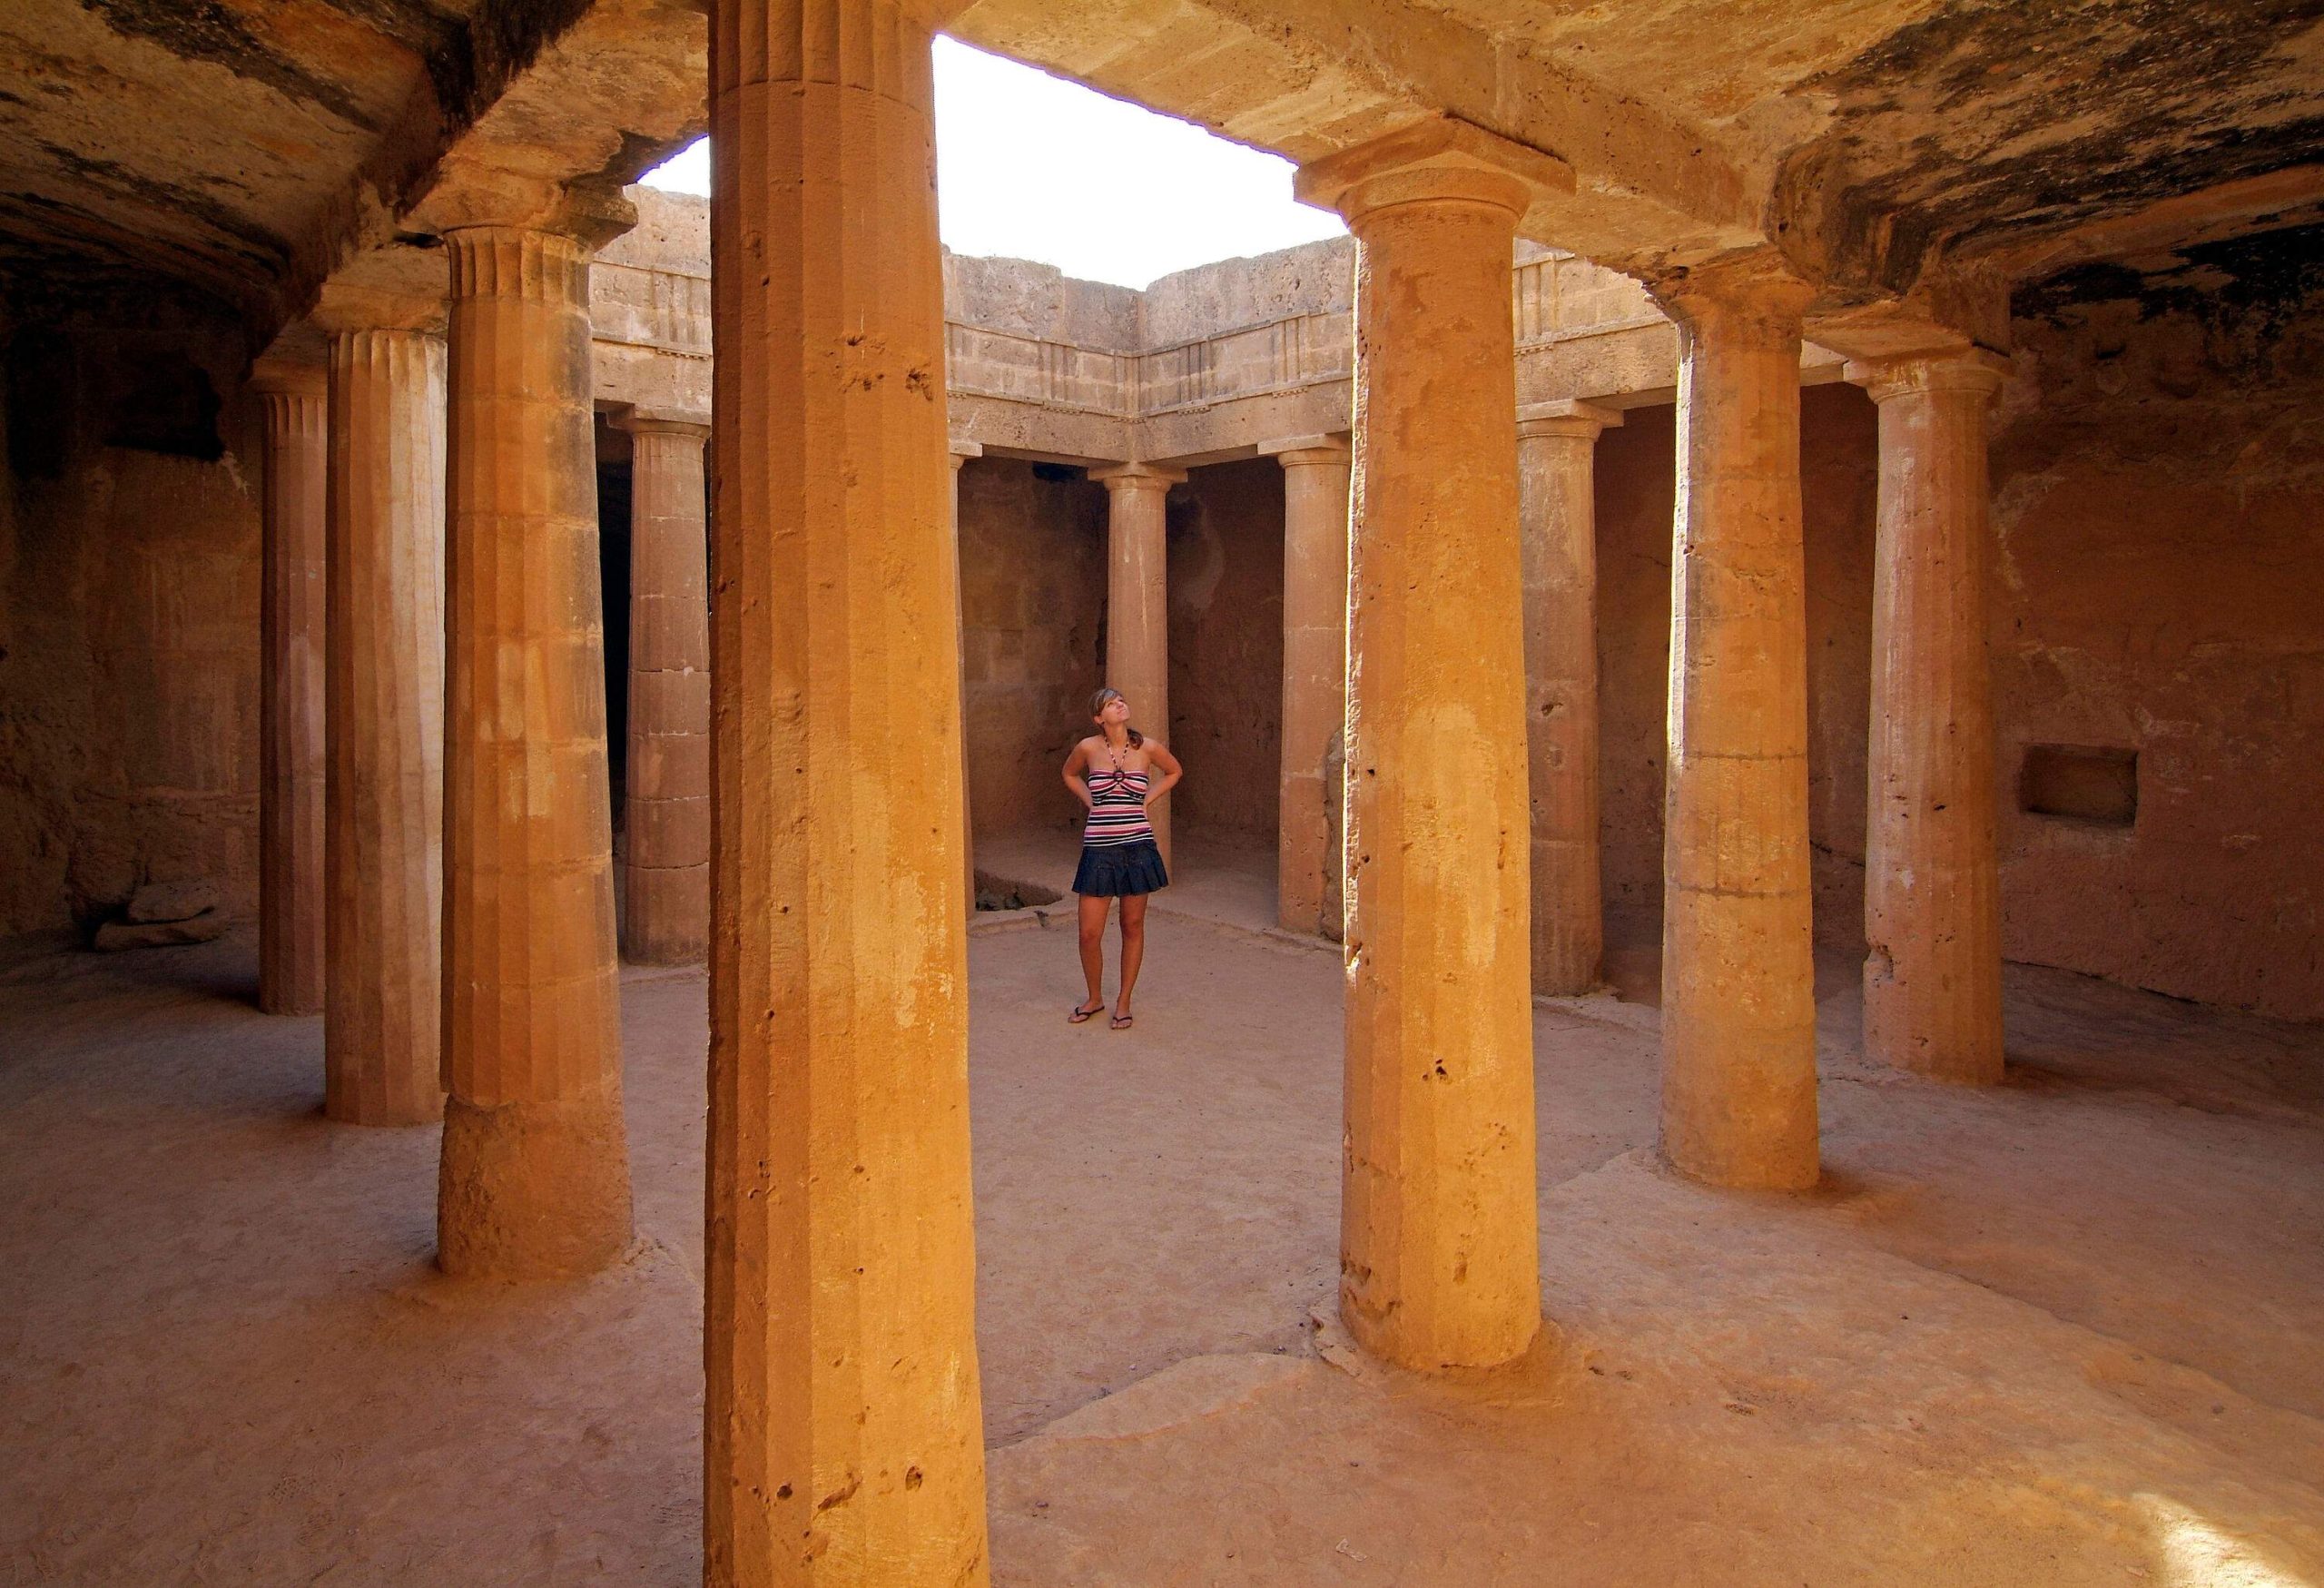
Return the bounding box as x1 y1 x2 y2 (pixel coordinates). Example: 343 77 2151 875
639 37 1346 290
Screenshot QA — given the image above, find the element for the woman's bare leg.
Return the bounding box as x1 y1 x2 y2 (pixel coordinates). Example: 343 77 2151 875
1116 894 1148 1018
1077 893 1110 1009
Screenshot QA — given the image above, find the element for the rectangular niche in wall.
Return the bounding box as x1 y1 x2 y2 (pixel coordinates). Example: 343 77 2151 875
2020 744 2138 827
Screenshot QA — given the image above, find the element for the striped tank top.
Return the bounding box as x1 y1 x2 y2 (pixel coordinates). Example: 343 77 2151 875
1083 764 1155 848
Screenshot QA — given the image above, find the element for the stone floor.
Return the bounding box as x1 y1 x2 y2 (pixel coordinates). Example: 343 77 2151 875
5 846 2322 1583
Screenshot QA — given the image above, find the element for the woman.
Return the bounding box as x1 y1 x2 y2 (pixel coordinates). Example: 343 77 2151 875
1060 687 1183 1030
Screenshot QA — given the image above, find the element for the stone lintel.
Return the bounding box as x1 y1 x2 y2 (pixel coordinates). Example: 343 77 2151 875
1088 461 1187 489
948 437 984 462
1515 399 1623 439
1295 114 1574 227
1258 432 1352 465
1842 347 2013 405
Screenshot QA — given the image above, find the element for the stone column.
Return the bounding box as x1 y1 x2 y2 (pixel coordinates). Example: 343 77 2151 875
1516 399 1619 996
1655 261 1820 1190
251 360 329 1017
1091 461 1183 869
951 439 981 913
1263 434 1351 937
1851 350 2009 1084
705 1 988 1582
320 310 447 1125
437 207 634 1279
1295 118 1564 1372
615 410 713 965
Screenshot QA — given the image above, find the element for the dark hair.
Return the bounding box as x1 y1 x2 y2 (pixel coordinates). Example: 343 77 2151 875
1089 687 1144 748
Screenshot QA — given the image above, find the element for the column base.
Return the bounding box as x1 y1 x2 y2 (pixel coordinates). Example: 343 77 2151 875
438 1090 635 1279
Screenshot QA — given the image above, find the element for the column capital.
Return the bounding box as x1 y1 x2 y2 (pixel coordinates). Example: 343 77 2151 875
611 407 711 441
1844 348 2011 406
947 438 983 469
1259 432 1352 469
311 281 447 337
1646 251 1817 335
1295 114 1573 230
1090 461 1187 491
248 356 328 399
1516 399 1623 442
413 168 638 253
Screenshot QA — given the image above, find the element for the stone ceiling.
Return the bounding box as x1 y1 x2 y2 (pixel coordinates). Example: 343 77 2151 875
1 0 2317 345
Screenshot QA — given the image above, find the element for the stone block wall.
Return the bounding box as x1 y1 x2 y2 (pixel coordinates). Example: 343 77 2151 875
1167 459 1285 848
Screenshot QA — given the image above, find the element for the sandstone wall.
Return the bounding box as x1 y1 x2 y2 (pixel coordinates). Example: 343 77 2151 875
959 458 1108 837
1988 244 2324 1020
0 314 262 942
1167 459 1285 847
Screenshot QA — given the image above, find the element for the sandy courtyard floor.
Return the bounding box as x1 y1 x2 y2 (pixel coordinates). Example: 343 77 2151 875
4 878 2323 1583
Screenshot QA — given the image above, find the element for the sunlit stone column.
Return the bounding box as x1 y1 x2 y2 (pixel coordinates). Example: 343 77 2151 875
1850 350 2009 1084
1655 261 1820 1190
615 409 712 965
705 1 988 1582
1297 118 1563 1372
1516 399 1618 995
319 305 447 1125
1091 461 1182 869
437 205 634 1279
251 360 329 1017
951 439 980 912
1264 433 1351 936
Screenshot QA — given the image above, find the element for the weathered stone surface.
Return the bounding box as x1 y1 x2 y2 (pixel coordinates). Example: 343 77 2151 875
1265 437 1349 936
93 911 228 951
123 878 220 925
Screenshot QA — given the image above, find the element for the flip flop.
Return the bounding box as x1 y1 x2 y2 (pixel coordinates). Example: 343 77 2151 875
1109 1012 1134 1030
1068 1001 1106 1023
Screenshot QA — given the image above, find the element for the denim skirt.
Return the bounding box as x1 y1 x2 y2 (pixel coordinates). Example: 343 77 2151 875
1072 839 1169 897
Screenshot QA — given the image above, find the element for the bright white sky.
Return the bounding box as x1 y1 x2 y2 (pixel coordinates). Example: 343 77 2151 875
639 36 1345 290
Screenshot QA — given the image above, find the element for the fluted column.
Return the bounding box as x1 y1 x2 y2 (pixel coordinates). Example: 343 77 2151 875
1516 399 1619 995
1656 261 1820 1190
252 360 329 1017
320 318 447 1125
616 411 713 965
1296 118 1562 1372
437 214 633 1278
1091 462 1182 868
706 1 987 1583
950 440 980 914
1265 434 1351 936
1851 350 2009 1084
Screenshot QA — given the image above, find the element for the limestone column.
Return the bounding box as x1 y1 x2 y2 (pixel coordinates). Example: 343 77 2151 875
615 410 713 965
436 207 634 1279
1516 399 1619 996
704 1 987 1582
251 360 329 1017
950 439 981 913
1264 434 1351 936
1091 461 1183 869
319 308 447 1125
1851 350 2009 1084
1295 118 1562 1372
1655 261 1820 1190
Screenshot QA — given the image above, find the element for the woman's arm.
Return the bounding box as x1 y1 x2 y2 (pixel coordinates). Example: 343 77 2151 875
1060 740 1093 812
1141 741 1184 811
